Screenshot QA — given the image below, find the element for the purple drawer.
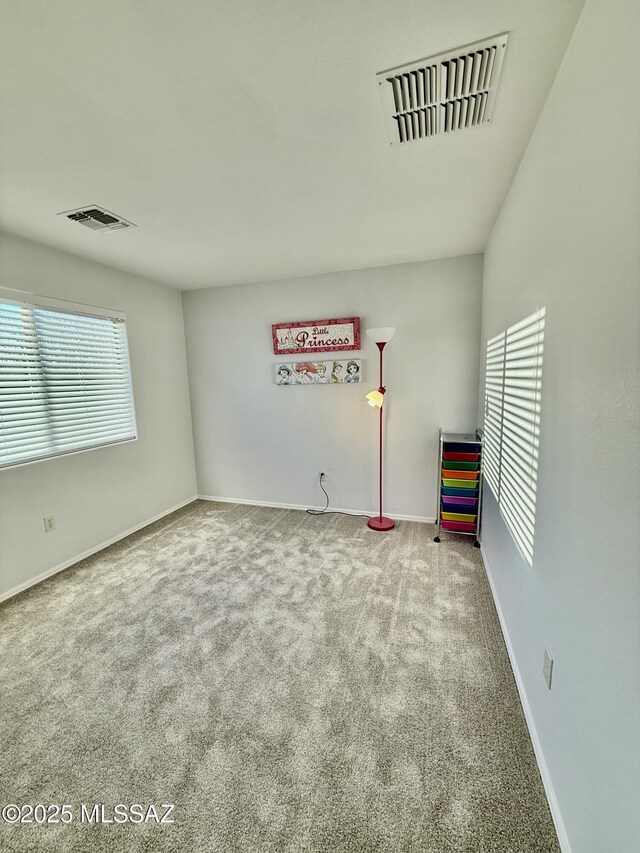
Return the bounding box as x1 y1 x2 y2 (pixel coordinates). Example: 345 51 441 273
442 496 478 509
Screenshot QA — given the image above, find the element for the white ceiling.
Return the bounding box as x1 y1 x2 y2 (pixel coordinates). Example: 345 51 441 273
0 0 584 290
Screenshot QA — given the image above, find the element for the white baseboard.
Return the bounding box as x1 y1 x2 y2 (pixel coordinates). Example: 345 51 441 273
198 494 436 525
480 544 572 853
0 496 199 605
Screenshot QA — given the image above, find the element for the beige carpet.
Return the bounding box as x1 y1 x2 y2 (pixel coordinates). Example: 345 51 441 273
0 501 559 852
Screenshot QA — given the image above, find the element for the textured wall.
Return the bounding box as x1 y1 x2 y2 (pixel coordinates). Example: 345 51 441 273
183 255 483 520
479 0 640 849
0 231 197 599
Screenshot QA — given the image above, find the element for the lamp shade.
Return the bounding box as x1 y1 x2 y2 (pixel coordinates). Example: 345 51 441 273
365 389 384 408
366 327 396 344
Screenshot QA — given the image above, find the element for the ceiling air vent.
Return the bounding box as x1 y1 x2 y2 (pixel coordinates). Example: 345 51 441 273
58 205 136 232
377 33 508 146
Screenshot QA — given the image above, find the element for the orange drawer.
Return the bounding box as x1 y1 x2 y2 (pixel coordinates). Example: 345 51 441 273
441 469 478 480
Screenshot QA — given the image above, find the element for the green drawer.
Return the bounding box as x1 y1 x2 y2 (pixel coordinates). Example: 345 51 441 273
441 460 479 471
442 478 477 489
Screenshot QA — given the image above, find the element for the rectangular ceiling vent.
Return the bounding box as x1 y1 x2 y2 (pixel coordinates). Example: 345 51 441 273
377 33 508 146
58 205 136 232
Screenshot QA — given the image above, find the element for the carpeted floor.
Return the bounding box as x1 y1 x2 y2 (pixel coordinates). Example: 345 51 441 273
0 501 559 852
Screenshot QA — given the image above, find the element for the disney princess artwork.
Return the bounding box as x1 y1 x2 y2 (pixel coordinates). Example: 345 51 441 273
345 360 360 382
274 359 364 385
276 365 293 384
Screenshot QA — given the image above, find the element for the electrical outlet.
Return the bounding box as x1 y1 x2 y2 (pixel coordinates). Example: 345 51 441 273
319 471 326 481
43 516 56 533
543 647 553 689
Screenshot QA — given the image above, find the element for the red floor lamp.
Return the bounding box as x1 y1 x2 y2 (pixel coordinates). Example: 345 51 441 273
365 326 396 532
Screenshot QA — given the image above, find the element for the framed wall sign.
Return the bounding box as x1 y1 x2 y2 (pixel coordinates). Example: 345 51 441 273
272 317 360 355
275 359 364 385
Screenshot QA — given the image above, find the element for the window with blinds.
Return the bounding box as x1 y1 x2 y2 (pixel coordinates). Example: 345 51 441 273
483 307 545 566
0 294 137 469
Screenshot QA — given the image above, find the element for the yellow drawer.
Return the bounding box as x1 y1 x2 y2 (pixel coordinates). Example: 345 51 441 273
441 511 477 523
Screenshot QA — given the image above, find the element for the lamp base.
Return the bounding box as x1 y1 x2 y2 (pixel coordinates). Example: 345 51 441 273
367 516 395 532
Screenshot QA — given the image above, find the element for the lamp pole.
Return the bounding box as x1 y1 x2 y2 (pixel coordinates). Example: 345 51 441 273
377 342 384 523
368 339 394 532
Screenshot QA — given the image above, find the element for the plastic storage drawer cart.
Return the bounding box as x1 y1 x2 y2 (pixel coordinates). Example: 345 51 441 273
434 429 483 545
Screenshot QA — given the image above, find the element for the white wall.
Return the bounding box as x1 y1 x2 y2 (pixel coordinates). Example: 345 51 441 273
0 231 197 599
479 0 640 850
183 255 483 519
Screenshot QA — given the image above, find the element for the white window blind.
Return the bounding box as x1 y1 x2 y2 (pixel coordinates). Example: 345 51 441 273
483 307 545 565
484 330 505 498
0 295 137 469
